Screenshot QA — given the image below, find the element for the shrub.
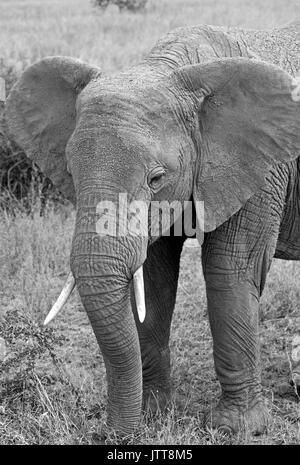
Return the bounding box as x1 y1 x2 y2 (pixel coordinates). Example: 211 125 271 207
93 0 148 12
0 308 91 444
0 308 68 406
0 132 55 214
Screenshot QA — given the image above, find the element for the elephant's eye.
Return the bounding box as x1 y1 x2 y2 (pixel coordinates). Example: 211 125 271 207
148 167 166 191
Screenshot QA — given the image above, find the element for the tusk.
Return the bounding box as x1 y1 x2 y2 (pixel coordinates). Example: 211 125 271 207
43 272 76 326
133 266 146 323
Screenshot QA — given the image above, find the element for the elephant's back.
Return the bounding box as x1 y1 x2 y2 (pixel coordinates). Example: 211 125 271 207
145 24 253 70
227 21 300 75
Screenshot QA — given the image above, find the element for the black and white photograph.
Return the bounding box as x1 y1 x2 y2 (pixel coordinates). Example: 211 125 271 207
0 0 300 448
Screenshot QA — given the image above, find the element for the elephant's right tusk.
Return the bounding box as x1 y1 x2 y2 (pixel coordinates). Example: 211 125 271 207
133 266 146 323
43 272 76 326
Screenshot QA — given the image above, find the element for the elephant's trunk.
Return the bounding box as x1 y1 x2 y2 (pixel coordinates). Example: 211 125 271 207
70 186 147 435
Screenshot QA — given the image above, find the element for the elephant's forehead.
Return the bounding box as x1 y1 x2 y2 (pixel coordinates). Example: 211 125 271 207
77 71 171 118
72 73 187 169
70 107 163 169
76 74 179 141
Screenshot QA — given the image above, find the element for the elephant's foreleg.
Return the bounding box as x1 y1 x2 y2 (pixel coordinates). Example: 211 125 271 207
131 235 184 412
204 278 268 434
202 174 288 434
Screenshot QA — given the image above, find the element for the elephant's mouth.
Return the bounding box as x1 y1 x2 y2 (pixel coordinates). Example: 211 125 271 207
43 265 146 325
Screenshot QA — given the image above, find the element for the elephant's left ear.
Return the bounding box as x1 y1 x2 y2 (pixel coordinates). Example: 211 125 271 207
173 58 300 232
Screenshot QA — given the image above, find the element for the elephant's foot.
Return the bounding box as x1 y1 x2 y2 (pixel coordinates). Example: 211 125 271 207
204 397 269 435
142 386 170 415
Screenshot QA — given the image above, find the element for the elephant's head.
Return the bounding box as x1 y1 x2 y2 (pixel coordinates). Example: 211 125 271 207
5 54 300 435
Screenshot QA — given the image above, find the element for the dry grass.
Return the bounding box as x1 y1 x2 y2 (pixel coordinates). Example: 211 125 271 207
1 0 300 75
0 0 300 445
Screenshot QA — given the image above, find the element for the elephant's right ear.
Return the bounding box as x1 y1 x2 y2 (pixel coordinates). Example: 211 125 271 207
5 57 101 204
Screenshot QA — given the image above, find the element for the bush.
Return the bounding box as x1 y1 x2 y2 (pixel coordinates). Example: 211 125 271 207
0 308 68 406
0 131 56 214
0 308 92 445
93 0 148 12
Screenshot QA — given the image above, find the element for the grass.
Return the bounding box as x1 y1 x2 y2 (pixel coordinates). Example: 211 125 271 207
1 0 300 76
0 0 300 445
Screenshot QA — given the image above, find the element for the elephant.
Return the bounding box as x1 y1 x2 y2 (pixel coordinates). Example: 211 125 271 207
5 21 300 438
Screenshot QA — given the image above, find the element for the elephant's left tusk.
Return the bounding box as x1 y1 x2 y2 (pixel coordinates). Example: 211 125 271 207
133 266 146 323
43 272 76 326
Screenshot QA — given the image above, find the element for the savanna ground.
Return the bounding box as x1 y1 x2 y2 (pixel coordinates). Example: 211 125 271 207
0 0 300 445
